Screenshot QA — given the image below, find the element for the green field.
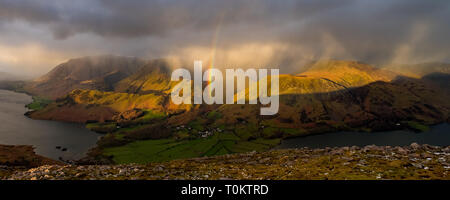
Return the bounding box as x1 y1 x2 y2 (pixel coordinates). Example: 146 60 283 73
26 96 52 111
86 122 117 133
103 132 281 164
404 121 430 132
137 110 166 122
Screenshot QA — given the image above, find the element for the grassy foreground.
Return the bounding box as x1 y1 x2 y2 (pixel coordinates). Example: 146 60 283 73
3 143 449 180
103 133 280 164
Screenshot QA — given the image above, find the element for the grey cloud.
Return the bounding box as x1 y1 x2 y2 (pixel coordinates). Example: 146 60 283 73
0 0 357 39
0 0 449 76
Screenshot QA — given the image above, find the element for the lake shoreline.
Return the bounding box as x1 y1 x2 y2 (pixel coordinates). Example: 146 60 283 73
0 89 102 162
2 88 449 165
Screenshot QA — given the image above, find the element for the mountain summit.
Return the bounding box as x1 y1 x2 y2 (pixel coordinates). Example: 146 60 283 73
25 55 149 99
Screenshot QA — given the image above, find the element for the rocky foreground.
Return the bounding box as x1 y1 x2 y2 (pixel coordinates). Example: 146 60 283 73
1 143 449 180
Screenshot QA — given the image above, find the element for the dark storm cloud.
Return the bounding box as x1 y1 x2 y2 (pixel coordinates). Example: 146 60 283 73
0 0 357 39
0 0 449 76
282 0 450 64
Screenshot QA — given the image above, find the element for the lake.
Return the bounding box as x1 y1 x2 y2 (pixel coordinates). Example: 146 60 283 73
0 89 101 161
276 123 450 149
1 89 449 162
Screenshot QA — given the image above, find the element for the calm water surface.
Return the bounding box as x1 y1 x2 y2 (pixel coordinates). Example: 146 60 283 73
0 89 101 161
277 123 450 149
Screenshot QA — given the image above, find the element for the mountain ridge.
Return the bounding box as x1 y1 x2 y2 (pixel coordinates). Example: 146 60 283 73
27 59 449 127
25 55 150 99
382 62 450 78
22 57 450 164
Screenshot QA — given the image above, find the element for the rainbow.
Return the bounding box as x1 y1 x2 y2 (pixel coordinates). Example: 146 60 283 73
207 14 225 94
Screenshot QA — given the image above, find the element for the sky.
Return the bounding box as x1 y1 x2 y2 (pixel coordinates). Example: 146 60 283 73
0 0 449 77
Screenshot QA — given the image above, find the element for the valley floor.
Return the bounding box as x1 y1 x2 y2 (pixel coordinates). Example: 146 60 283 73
2 143 449 180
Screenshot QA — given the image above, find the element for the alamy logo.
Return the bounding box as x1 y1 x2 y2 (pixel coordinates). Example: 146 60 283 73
170 61 279 115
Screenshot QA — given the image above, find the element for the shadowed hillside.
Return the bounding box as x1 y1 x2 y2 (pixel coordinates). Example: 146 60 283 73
27 89 193 123
383 62 450 78
114 59 178 94
29 59 450 129
25 55 148 99
23 59 450 164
